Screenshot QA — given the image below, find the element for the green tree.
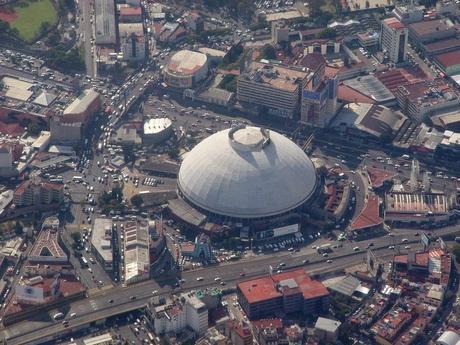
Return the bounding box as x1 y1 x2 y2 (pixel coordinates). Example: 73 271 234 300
261 44 276 60
130 195 143 208
70 231 81 243
317 27 337 39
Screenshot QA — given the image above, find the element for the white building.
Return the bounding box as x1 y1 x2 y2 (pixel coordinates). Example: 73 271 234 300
381 17 408 64
152 291 209 336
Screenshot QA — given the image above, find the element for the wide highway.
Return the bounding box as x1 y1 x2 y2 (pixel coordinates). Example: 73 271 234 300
4 226 459 345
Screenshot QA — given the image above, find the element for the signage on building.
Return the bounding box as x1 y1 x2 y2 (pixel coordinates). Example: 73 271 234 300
255 224 299 240
420 232 430 249
367 249 378 277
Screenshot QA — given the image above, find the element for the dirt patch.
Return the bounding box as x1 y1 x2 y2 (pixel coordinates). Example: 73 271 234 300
0 8 18 23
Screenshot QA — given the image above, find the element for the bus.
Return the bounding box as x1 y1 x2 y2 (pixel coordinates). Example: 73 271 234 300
73 176 83 183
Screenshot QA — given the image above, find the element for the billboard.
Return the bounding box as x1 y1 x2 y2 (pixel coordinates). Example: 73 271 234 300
367 249 378 277
15 285 45 303
421 232 430 249
255 224 299 240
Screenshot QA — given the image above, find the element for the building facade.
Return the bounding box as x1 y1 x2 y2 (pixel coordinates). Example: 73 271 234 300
381 18 408 64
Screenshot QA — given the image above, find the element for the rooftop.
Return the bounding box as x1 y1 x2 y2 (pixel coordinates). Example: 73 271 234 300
408 19 454 38
385 191 450 215
124 221 150 283
28 229 68 262
241 61 308 92
237 269 328 304
435 50 460 68
343 75 395 103
350 194 383 230
315 317 342 333
143 117 172 135
63 89 99 117
91 218 113 263
94 0 116 44
383 17 405 30
166 50 208 75
366 166 398 188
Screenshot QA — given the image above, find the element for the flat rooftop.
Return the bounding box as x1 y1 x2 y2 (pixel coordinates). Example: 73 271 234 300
385 191 450 214
91 218 113 263
241 61 308 92
238 268 328 304
95 0 116 44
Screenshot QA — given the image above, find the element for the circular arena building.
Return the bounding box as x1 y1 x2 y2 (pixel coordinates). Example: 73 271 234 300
163 50 208 89
171 125 320 237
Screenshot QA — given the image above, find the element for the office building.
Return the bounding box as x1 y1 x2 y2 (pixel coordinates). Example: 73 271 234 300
381 18 408 64
237 62 308 119
237 269 329 320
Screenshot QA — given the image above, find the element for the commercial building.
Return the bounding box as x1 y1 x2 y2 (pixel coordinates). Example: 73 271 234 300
349 194 384 240
91 218 113 272
381 18 408 64
123 221 150 284
384 191 453 226
393 4 425 24
95 0 116 45
434 50 460 76
237 269 329 320
148 290 215 336
237 61 308 119
394 80 460 122
315 317 342 343
143 117 173 145
422 38 460 57
393 248 451 285
300 63 338 128
180 234 213 261
119 6 142 23
163 50 208 89
173 126 319 237
121 33 146 61
330 103 408 141
28 222 67 264
408 19 456 45
357 31 380 47
13 178 63 208
50 89 101 145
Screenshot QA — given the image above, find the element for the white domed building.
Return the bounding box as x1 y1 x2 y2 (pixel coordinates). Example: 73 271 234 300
169 125 321 238
163 50 208 89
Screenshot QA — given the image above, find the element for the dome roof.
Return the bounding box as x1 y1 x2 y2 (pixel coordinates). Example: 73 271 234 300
178 126 317 219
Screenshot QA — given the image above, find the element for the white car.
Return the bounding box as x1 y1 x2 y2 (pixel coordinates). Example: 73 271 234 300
196 277 204 281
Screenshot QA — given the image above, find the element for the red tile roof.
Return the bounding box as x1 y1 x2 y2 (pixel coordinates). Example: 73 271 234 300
435 50 460 68
252 318 283 330
120 6 142 16
367 166 398 188
384 17 405 30
338 84 375 104
238 269 329 304
0 122 25 137
350 194 383 230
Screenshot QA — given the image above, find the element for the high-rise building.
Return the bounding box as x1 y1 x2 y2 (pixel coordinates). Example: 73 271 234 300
381 18 408 64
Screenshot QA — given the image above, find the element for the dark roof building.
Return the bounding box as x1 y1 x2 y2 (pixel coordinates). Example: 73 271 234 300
408 19 456 44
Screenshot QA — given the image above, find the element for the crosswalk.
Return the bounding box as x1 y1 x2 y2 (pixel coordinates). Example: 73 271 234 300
89 299 98 310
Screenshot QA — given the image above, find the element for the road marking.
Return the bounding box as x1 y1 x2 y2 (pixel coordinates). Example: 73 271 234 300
89 299 98 310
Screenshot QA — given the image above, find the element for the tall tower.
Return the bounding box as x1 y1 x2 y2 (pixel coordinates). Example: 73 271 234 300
381 17 408 64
